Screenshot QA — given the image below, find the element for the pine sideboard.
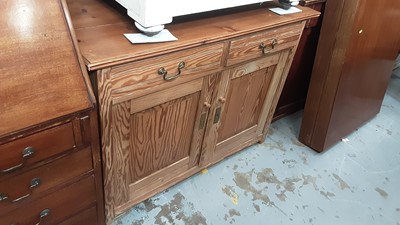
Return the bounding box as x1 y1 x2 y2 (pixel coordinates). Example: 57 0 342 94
66 0 319 223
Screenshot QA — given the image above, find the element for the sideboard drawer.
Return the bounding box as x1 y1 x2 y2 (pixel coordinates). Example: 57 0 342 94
110 42 224 103
0 122 76 174
0 147 93 213
226 22 304 66
0 175 97 225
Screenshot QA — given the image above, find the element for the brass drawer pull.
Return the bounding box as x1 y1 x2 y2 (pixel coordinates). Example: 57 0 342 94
1 146 35 173
259 39 278 54
158 61 186 81
0 178 41 203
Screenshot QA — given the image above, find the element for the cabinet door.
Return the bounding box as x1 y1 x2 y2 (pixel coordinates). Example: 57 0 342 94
104 76 215 216
201 51 291 164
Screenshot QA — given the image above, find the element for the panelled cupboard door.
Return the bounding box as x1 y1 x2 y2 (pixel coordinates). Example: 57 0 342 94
108 75 216 215
201 51 290 164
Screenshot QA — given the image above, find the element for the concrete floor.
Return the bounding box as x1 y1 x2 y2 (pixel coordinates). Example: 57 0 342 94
112 75 400 225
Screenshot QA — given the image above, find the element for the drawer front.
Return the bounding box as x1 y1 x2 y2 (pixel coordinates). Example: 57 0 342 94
0 175 96 225
0 122 76 174
0 147 93 213
110 42 224 103
226 22 304 66
58 206 98 225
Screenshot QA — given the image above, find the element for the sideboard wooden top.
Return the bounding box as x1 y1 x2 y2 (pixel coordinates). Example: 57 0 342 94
0 0 93 137
67 0 320 70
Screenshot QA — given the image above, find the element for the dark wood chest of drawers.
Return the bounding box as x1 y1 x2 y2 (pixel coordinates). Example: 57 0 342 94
0 0 105 224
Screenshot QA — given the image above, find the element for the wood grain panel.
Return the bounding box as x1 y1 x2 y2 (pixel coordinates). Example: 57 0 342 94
130 79 203 114
226 22 303 66
188 75 217 167
217 67 273 142
260 50 293 137
129 93 200 183
110 43 223 103
215 125 257 157
116 166 199 215
96 68 119 223
110 101 131 203
230 53 280 78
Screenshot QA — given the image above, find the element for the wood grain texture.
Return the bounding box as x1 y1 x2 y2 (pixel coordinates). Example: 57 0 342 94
0 122 75 172
58 206 98 225
300 0 400 151
201 53 283 166
0 175 96 225
0 147 92 214
0 0 92 137
129 78 203 114
273 2 325 121
96 68 118 222
110 43 223 103
68 0 319 221
299 0 352 148
217 67 272 142
215 125 257 157
67 0 319 70
261 50 294 138
110 101 131 203
115 166 199 215
81 110 106 225
188 75 217 167
129 93 199 182
227 22 303 66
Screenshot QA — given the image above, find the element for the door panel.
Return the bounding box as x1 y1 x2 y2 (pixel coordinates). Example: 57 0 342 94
201 51 291 164
218 67 274 142
109 75 216 211
129 92 200 182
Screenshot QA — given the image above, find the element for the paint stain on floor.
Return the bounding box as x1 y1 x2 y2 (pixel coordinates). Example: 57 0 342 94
375 188 388 199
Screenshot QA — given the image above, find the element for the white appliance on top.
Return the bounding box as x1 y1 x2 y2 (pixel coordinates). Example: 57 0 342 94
116 0 271 33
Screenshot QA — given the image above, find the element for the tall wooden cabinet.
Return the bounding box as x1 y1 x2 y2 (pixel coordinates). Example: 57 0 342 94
299 0 400 151
67 0 319 223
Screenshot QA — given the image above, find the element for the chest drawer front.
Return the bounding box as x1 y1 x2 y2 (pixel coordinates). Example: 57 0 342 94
0 122 76 174
0 147 93 213
110 43 224 103
226 22 304 66
0 175 96 225
58 206 98 225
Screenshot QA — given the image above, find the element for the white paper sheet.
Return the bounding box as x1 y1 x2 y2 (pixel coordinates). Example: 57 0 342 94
124 29 177 44
268 7 302 15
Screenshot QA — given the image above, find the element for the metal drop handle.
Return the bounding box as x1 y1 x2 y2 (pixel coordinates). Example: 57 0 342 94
0 178 41 203
158 61 186 81
35 209 50 225
259 39 278 54
1 146 35 173
10 208 50 225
